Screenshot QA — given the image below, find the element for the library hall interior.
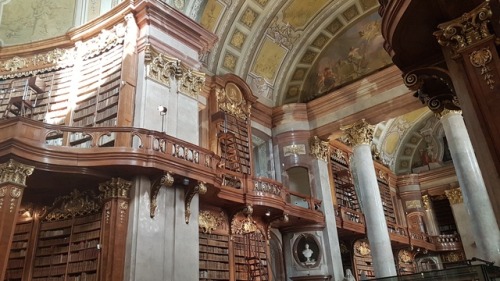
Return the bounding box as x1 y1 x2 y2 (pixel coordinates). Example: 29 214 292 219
0 0 500 280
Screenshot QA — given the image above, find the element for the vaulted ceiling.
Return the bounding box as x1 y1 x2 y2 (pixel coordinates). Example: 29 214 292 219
191 0 388 107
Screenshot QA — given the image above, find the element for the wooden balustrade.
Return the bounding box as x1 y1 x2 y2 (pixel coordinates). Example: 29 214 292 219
429 233 462 251
387 222 410 244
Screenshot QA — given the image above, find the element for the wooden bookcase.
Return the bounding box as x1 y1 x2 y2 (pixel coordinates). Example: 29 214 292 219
233 233 268 281
4 220 34 281
199 233 230 281
32 213 101 281
378 181 396 224
213 112 251 175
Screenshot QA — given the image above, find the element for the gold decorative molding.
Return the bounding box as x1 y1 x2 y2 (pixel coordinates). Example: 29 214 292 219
79 21 127 59
469 47 495 90
179 68 206 98
0 21 127 79
199 210 225 234
434 2 492 56
331 148 348 163
185 181 207 224
266 213 289 240
398 249 413 264
216 82 251 120
99 178 132 200
145 45 206 98
422 195 430 210
340 119 374 147
405 200 422 209
283 144 306 157
354 240 371 256
0 48 76 79
445 188 463 205
145 44 181 88
231 208 259 235
309 136 330 161
45 189 101 221
150 172 174 218
434 109 462 119
0 159 34 187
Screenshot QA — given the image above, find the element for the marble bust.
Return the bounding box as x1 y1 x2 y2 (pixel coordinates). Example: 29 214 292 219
302 243 315 264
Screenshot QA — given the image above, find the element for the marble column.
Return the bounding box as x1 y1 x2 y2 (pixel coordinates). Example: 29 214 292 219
341 120 396 278
438 110 500 264
421 195 439 236
444 188 476 259
309 136 344 281
0 159 34 281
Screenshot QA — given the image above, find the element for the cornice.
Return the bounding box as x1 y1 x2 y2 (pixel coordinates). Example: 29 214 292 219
418 165 458 189
251 101 273 129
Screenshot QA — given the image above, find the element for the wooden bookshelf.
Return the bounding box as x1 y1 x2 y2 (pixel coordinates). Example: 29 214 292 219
233 233 268 281
4 220 34 281
199 233 230 281
32 213 101 281
378 181 396 224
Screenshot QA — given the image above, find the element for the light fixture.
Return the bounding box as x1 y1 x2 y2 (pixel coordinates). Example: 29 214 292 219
158 106 167 132
158 105 167 115
265 210 271 217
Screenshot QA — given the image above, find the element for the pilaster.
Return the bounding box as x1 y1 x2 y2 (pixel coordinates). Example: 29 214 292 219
99 177 132 281
0 159 34 281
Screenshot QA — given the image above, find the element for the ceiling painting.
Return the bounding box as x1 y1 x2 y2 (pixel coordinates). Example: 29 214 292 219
282 0 330 30
302 11 392 102
0 0 76 46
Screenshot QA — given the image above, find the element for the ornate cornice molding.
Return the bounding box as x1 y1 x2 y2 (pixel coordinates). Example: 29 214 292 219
0 159 34 187
144 44 206 99
216 82 251 120
340 119 374 147
99 178 132 200
434 1 493 56
198 210 225 234
150 172 174 218
0 21 127 79
185 181 207 224
309 136 330 161
445 188 463 205
45 189 101 221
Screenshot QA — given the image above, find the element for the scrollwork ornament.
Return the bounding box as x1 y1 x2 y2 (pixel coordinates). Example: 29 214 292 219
340 119 374 147
198 210 225 234
99 178 132 200
216 83 251 120
469 47 495 90
434 2 492 56
309 136 330 161
150 172 174 218
445 188 463 205
0 186 7 197
0 159 34 187
10 187 22 198
185 182 208 224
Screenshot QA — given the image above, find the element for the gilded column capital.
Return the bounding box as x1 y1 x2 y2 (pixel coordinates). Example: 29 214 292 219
445 188 463 205
434 109 462 119
0 159 34 187
422 195 431 211
309 136 330 161
99 178 132 200
340 119 374 147
434 2 492 56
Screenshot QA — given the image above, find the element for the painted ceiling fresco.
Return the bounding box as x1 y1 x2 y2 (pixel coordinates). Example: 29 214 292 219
304 12 392 101
0 0 76 46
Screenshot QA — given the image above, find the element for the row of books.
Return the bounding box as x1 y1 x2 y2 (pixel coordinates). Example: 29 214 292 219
199 245 229 254
199 252 229 262
199 260 229 271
